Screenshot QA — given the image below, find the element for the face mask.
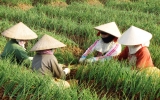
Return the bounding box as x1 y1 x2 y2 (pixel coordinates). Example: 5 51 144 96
128 45 142 54
101 35 115 43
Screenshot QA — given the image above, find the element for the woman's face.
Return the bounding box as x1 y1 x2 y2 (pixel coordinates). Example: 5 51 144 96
16 40 28 44
16 40 28 48
100 31 110 38
22 40 28 44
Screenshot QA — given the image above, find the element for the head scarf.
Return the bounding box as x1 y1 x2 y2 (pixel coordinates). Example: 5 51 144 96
128 45 142 54
128 41 150 54
36 49 53 55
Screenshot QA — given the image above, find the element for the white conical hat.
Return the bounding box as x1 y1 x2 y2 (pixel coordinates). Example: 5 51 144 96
1 22 37 40
94 22 121 37
30 34 66 51
118 26 152 45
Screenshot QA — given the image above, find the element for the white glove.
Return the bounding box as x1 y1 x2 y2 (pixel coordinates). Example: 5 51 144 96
28 57 33 60
86 57 98 63
63 68 70 74
79 55 86 63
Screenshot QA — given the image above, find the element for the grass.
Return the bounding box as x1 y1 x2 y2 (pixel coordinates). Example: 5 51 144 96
1 0 160 99
0 59 102 100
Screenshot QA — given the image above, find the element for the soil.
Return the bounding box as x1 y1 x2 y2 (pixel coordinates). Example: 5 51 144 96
87 0 103 6
15 3 33 11
66 69 78 80
0 87 15 100
50 1 68 7
65 46 84 57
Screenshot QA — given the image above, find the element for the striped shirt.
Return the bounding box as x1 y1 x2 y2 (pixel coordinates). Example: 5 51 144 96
82 39 121 60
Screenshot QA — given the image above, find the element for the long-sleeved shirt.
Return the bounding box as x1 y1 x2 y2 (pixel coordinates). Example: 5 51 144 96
117 46 154 69
82 39 121 60
1 39 29 64
32 54 66 79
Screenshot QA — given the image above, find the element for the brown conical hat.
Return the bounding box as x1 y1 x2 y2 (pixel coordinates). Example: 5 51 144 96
94 22 121 37
1 22 37 40
30 34 66 51
118 26 152 45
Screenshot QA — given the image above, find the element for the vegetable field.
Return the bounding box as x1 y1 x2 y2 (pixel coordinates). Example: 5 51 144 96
0 0 160 99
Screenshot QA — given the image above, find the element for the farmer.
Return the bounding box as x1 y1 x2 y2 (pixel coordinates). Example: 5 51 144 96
79 22 121 63
31 34 70 88
117 26 154 69
1 22 37 66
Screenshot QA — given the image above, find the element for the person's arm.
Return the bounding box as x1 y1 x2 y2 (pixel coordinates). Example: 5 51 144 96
51 56 66 79
116 46 129 60
14 48 32 67
82 40 99 56
79 40 99 63
135 47 153 69
16 48 33 67
16 48 29 60
98 43 122 60
14 43 29 60
86 43 122 62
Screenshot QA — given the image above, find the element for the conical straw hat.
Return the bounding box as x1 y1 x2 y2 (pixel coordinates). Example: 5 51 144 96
118 26 152 45
94 22 121 37
30 34 66 51
1 22 37 40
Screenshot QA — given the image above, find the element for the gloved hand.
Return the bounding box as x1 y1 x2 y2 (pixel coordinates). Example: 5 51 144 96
28 57 33 60
63 68 71 74
86 57 98 63
79 55 86 63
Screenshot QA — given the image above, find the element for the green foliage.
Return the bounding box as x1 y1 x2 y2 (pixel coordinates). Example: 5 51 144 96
55 49 78 64
106 0 160 15
0 60 100 99
0 0 31 5
1 0 160 99
76 60 160 99
0 0 66 5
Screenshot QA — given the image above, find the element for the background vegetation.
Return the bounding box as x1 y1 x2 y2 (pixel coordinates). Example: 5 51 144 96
0 0 160 99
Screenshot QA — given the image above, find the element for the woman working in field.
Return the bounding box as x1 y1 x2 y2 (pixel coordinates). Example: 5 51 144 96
79 22 122 63
31 34 70 88
117 26 154 69
0 22 37 66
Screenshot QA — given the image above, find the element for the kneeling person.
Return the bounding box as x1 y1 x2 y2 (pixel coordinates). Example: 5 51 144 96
30 34 70 88
117 26 154 69
79 22 122 63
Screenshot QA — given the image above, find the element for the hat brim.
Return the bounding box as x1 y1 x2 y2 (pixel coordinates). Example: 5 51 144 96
94 22 121 37
30 34 66 51
1 22 37 40
118 26 152 45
